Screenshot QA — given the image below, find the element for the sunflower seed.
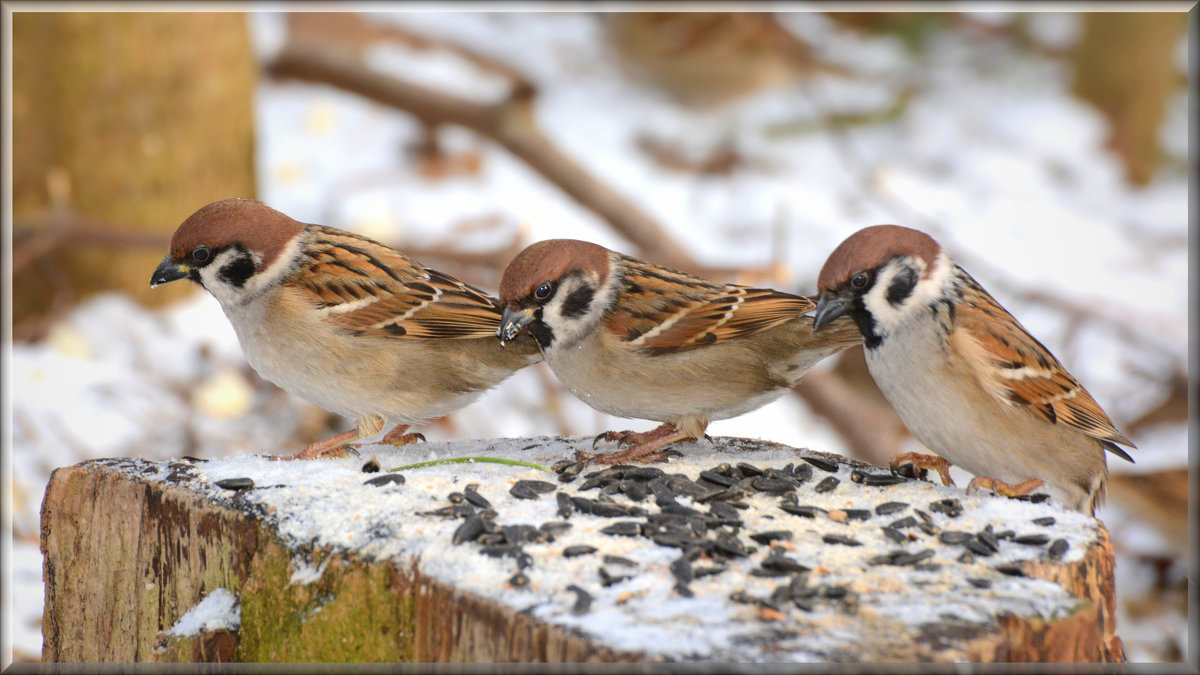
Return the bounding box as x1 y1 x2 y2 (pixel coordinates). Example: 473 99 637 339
699 470 735 488
802 456 839 472
1032 517 1056 526
601 522 642 537
813 476 840 493
843 509 872 521
669 557 694 584
566 585 592 614
736 463 764 477
928 499 964 517
674 583 694 598
964 539 995 557
1047 538 1070 561
361 458 380 473
1013 533 1050 546
822 534 861 546
751 477 797 494
791 463 814 484
555 492 573 518
889 516 918 530
761 554 809 573
603 555 636 567
995 564 1026 577
851 469 907 486
781 504 826 518
364 474 406 488
939 531 974 544
562 545 596 559
967 577 992 589
693 566 726 578
881 527 908 544
621 480 650 502
452 515 486 545
749 530 793 545
215 477 254 490
508 572 529 587
976 529 1000 552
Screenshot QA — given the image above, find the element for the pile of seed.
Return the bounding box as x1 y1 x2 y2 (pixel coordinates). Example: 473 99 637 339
406 454 1068 619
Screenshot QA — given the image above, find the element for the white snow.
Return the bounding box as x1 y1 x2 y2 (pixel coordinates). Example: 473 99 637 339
165 588 241 638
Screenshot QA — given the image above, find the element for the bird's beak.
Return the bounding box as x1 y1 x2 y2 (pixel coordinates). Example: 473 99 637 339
498 306 536 345
812 293 852 331
150 255 189 288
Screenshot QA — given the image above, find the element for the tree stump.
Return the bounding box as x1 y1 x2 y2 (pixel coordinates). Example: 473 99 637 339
41 437 1124 662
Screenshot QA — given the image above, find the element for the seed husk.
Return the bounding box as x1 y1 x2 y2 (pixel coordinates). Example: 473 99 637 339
361 458 380 473
566 585 592 614
447 492 465 504
928 499 964 517
508 572 529 587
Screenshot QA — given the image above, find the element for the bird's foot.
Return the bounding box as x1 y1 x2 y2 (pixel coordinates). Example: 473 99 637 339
579 423 690 465
380 424 426 446
966 476 1045 499
890 452 956 486
270 429 362 461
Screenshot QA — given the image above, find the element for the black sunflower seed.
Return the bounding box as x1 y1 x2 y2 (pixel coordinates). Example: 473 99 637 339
669 557 694 584
693 566 726 578
699 470 735 488
510 484 541 500
709 502 742 523
761 554 809 573
463 489 492 510
452 515 486 545
447 492 465 504
751 476 797 494
729 590 758 605
995 564 1026 577
914 509 934 524
1047 539 1070 561
976 529 1000 552
790 463 814 484
967 577 992 589
736 463 764 477
563 544 597 558
875 503 909 517
713 533 751 557
958 552 975 563
939 531 974 545
995 530 1016 541
508 572 529 587
215 477 254 490
626 467 666 481
674 583 694 598
781 504 826 518
503 524 540 543
662 503 703 519
749 530 793 545
476 533 504 546
1013 533 1050 546
540 521 572 536
566 585 592 614
881 527 908 544
589 501 633 518
813 476 840 493
556 492 574 518
516 551 534 570
964 539 995 556
603 555 636 567
181 456 207 463
551 459 577 473
851 469 907 486
1014 493 1051 504
889 516 918 530
823 585 849 599
802 456 839 472
361 458 380 473
843 509 872 521
928 499 964 517
822 534 861 546
621 480 651 502
364 474 406 488
601 522 642 537
1032 517 1056 526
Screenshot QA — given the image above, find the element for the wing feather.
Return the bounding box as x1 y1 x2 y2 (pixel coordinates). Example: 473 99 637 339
951 270 1135 454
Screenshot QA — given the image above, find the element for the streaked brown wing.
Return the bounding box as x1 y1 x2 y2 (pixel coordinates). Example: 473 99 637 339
952 272 1134 453
604 257 816 356
293 227 502 339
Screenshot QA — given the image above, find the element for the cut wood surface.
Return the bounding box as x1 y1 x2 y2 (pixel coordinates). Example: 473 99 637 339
41 437 1124 662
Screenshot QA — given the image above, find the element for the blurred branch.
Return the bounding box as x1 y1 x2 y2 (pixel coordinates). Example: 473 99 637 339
264 13 783 283
13 215 170 274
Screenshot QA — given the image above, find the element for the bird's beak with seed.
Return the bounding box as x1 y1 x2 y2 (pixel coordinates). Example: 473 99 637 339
150 255 189 288
498 306 536 345
812 293 852 331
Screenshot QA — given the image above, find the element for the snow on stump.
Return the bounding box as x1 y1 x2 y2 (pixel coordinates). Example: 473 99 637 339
40 436 1124 662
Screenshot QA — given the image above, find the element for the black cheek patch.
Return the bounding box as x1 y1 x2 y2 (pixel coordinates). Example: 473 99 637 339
560 286 595 319
527 321 555 350
886 268 917 308
217 253 257 288
848 296 882 350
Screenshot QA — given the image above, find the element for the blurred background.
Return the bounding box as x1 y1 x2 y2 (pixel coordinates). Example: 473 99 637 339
5 9 1190 663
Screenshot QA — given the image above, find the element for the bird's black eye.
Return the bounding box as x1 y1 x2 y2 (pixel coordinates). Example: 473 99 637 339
534 281 554 300
850 271 871 289
191 245 213 263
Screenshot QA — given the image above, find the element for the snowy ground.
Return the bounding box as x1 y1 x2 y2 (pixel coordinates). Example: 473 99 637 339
5 10 1189 664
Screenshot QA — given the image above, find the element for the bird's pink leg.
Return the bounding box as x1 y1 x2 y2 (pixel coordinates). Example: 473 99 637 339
579 422 692 465
966 476 1045 499
271 428 362 461
890 452 956 486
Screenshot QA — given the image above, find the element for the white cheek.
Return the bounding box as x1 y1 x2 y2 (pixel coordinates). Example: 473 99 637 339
862 251 954 334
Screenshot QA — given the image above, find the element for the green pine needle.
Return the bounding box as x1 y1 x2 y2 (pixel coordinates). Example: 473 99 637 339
387 456 552 473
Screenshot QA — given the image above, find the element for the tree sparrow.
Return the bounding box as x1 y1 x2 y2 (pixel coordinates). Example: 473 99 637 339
812 225 1134 515
150 199 542 459
496 239 861 465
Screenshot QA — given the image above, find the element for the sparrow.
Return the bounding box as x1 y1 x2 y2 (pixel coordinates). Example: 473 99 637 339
812 224 1134 515
496 239 861 465
150 198 542 459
